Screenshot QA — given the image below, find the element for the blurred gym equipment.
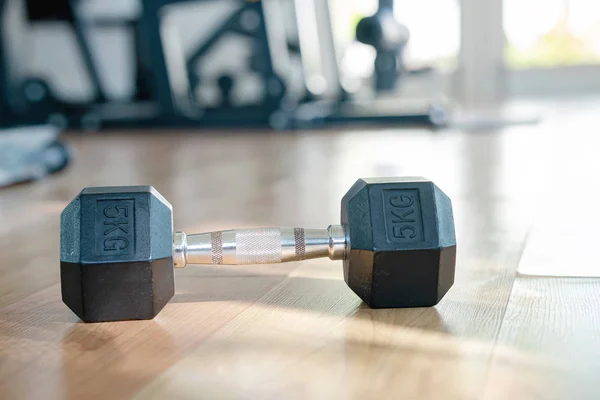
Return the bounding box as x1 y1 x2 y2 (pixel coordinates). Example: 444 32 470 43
0 0 447 130
355 0 409 92
0 124 72 187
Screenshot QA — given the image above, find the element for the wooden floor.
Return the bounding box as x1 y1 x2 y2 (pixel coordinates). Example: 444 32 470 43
1 102 600 399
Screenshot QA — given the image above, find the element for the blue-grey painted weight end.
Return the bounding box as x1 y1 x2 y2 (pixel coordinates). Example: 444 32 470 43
60 186 174 322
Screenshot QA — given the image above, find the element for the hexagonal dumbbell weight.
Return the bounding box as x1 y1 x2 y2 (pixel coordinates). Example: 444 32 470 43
60 178 456 322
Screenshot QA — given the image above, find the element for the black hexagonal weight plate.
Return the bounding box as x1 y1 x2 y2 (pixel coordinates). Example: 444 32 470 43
60 186 174 322
341 177 456 308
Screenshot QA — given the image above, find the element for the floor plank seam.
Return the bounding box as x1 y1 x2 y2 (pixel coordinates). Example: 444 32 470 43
480 226 534 398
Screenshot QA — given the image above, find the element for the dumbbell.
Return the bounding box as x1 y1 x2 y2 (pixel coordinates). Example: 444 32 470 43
60 178 456 323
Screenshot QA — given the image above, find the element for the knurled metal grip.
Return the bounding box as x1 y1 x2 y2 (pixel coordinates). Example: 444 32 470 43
235 228 284 264
173 226 346 268
211 232 223 264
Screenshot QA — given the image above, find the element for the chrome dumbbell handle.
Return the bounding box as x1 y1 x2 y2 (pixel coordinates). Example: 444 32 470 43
173 225 346 268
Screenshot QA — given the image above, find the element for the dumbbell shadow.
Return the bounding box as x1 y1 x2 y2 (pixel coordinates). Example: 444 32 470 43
56 299 448 400
170 264 449 334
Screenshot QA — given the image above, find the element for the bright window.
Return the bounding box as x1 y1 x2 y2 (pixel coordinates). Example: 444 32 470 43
504 0 600 68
